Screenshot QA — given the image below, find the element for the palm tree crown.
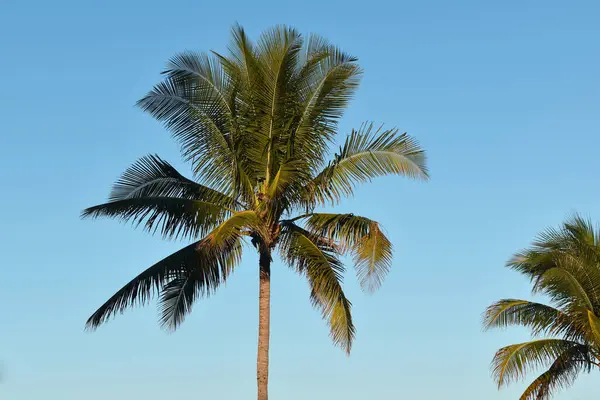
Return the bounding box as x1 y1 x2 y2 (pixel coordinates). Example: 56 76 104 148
484 215 600 400
82 24 428 399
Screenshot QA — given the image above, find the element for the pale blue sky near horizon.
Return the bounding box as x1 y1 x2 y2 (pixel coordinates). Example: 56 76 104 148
1 0 599 399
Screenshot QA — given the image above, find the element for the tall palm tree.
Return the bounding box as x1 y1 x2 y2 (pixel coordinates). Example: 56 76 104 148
82 24 428 400
483 215 600 400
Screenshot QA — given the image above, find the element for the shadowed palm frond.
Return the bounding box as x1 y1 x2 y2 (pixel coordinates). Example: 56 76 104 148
82 197 228 240
86 236 241 329
158 235 243 330
109 154 239 208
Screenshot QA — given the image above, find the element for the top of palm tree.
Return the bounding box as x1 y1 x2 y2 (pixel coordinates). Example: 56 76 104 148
483 215 600 399
82 24 428 354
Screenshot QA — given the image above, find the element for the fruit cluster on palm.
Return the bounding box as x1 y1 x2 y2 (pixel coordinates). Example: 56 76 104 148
484 216 600 399
82 25 428 399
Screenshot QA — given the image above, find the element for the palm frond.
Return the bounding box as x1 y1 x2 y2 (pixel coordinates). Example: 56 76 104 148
286 45 361 174
483 299 581 339
507 215 600 314
137 63 257 201
279 223 354 353
532 267 595 312
255 25 303 184
109 154 238 207
81 197 228 240
307 123 428 207
86 236 240 329
207 210 261 246
492 339 581 388
158 235 242 330
302 213 392 292
519 344 592 400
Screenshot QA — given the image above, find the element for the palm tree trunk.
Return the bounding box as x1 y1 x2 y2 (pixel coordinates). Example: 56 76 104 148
257 250 271 400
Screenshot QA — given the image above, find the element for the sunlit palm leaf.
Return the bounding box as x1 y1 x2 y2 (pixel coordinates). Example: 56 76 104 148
303 213 392 292
483 299 582 340
208 210 261 245
137 63 256 201
492 338 582 388
308 123 428 207
288 46 361 174
279 224 354 353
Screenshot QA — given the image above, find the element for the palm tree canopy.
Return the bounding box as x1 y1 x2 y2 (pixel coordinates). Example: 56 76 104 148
82 24 428 354
484 215 600 399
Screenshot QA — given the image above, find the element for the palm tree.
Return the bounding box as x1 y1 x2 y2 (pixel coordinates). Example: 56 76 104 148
483 215 600 400
82 24 428 400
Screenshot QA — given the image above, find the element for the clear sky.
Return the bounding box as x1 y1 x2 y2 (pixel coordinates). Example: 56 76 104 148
1 0 599 399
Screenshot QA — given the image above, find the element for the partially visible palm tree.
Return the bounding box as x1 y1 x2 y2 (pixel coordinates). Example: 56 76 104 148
82 24 428 400
483 215 600 400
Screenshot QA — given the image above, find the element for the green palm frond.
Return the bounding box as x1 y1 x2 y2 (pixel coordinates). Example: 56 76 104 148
264 159 312 219
492 339 582 388
279 224 354 353
256 26 303 183
486 214 600 399
507 217 600 314
532 266 595 312
302 213 392 292
81 197 228 240
208 210 261 245
287 45 361 173
483 299 581 339
307 123 428 207
137 58 257 201
519 344 592 400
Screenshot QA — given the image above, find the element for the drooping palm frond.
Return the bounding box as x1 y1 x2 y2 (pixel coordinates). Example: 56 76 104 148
492 339 582 388
306 123 428 207
302 213 392 292
519 344 592 400
158 235 243 330
279 223 354 353
86 235 240 329
81 197 229 240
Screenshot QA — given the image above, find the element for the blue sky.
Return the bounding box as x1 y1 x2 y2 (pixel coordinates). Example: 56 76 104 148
1 0 599 399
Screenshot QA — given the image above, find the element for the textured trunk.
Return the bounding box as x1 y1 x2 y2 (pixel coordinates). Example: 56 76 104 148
257 250 271 400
